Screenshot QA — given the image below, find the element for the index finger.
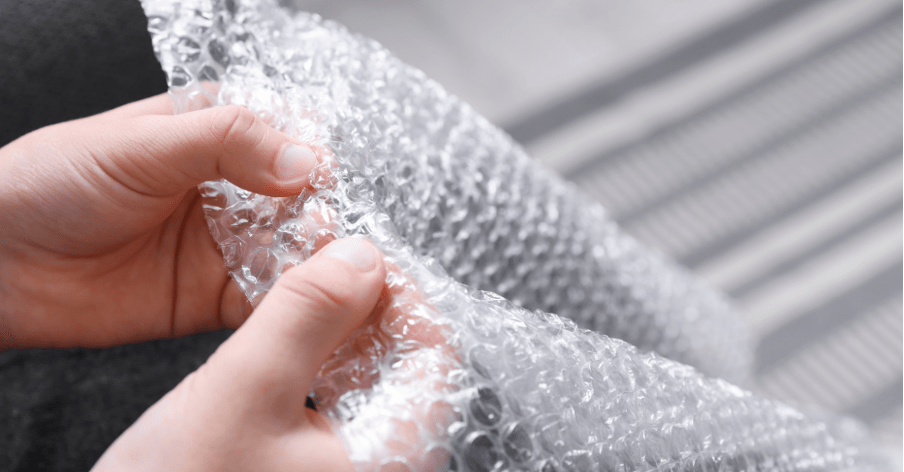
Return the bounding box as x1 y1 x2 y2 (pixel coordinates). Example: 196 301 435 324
96 81 223 120
96 93 175 120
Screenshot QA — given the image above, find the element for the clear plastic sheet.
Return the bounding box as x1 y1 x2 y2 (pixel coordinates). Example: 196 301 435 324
145 0 751 382
141 0 893 470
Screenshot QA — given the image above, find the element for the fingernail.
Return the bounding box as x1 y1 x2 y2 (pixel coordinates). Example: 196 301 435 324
276 144 317 183
321 239 376 271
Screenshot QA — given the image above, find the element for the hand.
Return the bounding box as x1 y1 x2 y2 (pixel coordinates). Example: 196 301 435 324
0 94 323 350
91 237 387 472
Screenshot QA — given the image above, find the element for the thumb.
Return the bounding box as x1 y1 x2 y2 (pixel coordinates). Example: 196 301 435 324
197 238 386 426
90 238 384 472
81 103 323 198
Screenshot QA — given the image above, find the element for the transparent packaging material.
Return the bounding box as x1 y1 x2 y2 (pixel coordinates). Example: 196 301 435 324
141 0 893 470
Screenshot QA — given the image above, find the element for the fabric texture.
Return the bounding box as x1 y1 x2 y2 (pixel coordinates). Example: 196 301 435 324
0 0 166 146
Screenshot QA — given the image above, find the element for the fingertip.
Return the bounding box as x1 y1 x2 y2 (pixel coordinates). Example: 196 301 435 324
273 143 319 190
275 238 386 314
318 238 380 272
218 239 385 390
197 105 324 198
191 239 388 429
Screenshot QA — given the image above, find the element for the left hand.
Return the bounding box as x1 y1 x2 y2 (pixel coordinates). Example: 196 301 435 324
0 94 322 350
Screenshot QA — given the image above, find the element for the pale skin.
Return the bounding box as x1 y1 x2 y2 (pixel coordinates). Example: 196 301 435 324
0 94 395 471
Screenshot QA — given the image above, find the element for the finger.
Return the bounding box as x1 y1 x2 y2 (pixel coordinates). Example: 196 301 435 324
85 104 324 198
96 93 175 120
312 259 460 472
199 238 386 426
97 82 222 120
218 278 254 329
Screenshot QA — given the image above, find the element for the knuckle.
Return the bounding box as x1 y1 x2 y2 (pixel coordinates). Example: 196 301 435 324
210 105 260 147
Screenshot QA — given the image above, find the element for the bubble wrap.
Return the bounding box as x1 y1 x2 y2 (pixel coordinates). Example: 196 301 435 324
141 1 893 470
144 0 751 381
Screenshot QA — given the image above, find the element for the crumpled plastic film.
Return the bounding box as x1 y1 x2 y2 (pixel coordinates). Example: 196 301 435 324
140 1 893 470
143 0 751 382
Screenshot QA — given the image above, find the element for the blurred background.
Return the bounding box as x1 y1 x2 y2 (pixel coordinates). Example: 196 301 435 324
291 0 903 458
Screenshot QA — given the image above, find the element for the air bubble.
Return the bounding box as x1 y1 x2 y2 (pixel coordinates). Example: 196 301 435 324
175 36 201 62
199 64 219 81
464 432 503 472
247 248 277 284
470 387 502 426
208 38 230 66
502 422 533 463
166 66 192 88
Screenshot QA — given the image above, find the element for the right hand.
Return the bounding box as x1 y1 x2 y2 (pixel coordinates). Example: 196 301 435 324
92 237 386 472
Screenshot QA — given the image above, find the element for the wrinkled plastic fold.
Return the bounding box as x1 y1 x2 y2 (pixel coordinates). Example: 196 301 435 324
141 0 892 470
